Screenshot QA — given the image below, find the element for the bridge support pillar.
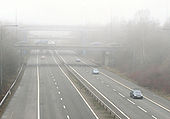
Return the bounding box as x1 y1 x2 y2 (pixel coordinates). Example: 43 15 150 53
103 51 110 66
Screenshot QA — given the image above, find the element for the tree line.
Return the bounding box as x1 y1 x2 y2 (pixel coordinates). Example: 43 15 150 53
85 10 170 96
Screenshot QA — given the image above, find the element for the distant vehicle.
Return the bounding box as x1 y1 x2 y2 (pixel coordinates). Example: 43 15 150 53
41 56 46 59
92 68 99 74
48 40 55 45
16 41 29 45
130 89 143 99
90 42 103 46
35 40 48 44
76 58 80 62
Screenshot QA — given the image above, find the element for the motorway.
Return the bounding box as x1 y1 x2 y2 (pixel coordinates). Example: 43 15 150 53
1 50 170 119
1 50 98 119
56 50 170 119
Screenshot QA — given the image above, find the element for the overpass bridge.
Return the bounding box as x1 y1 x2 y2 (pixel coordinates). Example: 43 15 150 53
15 44 121 51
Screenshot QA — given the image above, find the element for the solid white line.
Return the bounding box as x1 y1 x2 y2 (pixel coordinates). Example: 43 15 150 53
0 64 23 106
37 52 40 119
52 54 99 119
118 93 125 98
69 66 129 119
137 106 147 113
58 54 130 119
152 115 157 119
127 99 135 105
81 60 170 113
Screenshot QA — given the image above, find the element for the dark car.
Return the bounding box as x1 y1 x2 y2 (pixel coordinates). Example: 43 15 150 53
130 90 143 99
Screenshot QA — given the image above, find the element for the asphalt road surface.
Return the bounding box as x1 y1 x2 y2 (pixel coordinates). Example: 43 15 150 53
56 50 170 119
1 50 98 119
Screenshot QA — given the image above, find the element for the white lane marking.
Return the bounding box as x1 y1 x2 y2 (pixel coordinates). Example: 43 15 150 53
55 82 57 85
58 92 60 94
118 93 125 98
67 115 70 119
56 86 59 89
53 79 55 81
37 52 40 119
52 54 99 119
68 66 129 119
106 85 109 87
127 99 135 105
152 115 157 119
58 54 130 119
9 112 13 119
63 105 66 109
60 98 63 101
81 60 170 113
113 89 116 91
137 106 147 113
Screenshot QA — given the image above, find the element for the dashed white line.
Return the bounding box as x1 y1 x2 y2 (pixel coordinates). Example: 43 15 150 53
55 82 57 85
56 86 58 89
106 85 109 87
52 54 99 119
118 93 125 98
63 105 66 109
60 98 63 101
9 112 13 119
137 106 147 113
127 99 135 104
113 89 116 91
69 66 129 119
81 59 170 113
67 115 70 119
58 91 60 94
152 115 157 119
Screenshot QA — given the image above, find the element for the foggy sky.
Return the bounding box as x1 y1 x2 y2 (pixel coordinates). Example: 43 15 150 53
0 0 169 25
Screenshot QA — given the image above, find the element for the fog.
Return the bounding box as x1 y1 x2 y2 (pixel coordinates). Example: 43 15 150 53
0 1 170 118
0 0 169 25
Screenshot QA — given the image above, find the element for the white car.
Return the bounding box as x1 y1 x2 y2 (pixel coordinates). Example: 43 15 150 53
41 56 46 59
92 68 99 74
76 58 81 62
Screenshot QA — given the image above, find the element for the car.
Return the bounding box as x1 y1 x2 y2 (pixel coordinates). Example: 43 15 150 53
130 89 143 99
92 68 99 74
41 56 46 59
48 40 55 45
76 58 80 62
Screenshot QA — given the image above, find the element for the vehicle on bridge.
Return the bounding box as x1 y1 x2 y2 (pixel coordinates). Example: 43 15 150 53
41 56 46 59
76 58 81 62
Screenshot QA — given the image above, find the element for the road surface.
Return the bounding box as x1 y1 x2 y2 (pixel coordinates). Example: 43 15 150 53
57 50 170 119
1 50 98 119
